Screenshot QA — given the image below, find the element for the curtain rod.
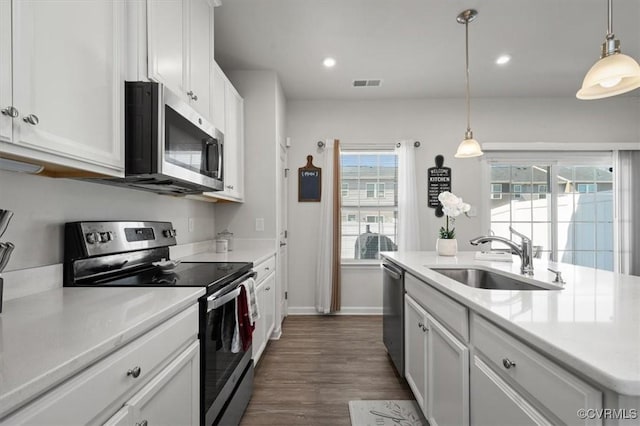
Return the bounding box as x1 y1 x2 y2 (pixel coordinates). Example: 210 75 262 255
317 140 421 148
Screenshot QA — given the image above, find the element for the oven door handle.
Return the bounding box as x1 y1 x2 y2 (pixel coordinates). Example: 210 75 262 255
207 286 242 310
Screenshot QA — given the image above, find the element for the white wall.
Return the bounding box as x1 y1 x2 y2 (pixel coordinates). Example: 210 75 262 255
286 96 640 312
214 70 279 239
0 171 216 271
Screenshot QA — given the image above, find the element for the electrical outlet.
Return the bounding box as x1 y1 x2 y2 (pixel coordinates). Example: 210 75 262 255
188 218 194 232
256 218 264 232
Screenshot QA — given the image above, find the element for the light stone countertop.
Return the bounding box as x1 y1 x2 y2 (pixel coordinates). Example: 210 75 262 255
0 286 204 418
177 238 277 266
381 251 640 396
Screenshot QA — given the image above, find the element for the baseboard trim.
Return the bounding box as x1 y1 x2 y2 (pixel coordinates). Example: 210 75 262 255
288 306 382 315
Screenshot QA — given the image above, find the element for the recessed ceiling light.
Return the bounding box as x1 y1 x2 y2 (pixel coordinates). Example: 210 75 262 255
496 55 511 65
323 57 336 68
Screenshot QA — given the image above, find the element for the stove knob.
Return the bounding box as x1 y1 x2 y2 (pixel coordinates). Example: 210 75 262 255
171 229 177 237
99 232 110 243
85 233 97 244
163 229 172 238
107 231 115 241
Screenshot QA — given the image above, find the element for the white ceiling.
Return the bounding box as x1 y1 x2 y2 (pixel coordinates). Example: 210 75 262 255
214 0 640 100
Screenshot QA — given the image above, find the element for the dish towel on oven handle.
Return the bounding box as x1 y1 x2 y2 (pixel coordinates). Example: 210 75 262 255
231 297 241 353
242 278 260 325
237 284 254 352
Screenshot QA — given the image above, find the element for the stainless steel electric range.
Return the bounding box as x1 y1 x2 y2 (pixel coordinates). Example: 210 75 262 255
63 221 254 426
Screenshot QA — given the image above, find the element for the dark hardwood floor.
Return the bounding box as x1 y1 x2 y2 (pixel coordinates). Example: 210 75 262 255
239 315 413 425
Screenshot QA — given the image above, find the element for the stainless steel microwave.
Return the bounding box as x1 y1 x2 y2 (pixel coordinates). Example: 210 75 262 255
101 82 224 195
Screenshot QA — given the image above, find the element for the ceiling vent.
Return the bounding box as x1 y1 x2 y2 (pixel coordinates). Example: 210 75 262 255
353 79 382 87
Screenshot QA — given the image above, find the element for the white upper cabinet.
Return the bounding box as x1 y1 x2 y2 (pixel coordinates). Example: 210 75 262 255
222 81 244 200
0 0 12 143
188 0 213 120
147 0 214 124
1 0 125 175
212 63 226 132
147 0 186 99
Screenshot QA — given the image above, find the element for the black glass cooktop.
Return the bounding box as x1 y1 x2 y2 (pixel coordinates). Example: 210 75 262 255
93 262 253 295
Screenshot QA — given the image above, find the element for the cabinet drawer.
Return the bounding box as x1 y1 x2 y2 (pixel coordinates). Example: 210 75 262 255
2 305 199 425
254 255 276 285
471 314 602 426
405 273 468 342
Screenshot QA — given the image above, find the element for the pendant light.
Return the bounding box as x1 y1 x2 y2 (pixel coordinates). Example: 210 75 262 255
577 0 640 100
454 9 483 159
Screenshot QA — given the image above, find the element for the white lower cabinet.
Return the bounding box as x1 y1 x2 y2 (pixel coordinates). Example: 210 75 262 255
105 340 200 426
404 294 469 425
253 271 276 364
252 256 277 365
471 355 552 426
1 305 199 426
404 295 428 412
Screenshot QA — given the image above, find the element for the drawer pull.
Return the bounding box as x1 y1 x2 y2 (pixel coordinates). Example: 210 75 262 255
265 286 271 291
127 366 142 378
136 420 148 426
422 325 427 332
418 321 423 329
502 358 516 369
265 266 270 271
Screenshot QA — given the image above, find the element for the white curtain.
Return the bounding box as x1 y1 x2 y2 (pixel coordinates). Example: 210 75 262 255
315 139 336 313
615 150 640 276
396 141 421 251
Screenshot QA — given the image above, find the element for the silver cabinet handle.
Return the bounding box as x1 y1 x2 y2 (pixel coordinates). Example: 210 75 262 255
418 322 423 329
1 106 19 118
23 114 39 125
127 366 142 378
186 90 198 101
265 286 271 291
265 266 270 271
226 185 234 190
135 421 148 426
422 325 427 332
502 358 516 369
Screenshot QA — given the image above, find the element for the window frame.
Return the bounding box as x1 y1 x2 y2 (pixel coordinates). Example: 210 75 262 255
481 152 617 272
340 148 398 264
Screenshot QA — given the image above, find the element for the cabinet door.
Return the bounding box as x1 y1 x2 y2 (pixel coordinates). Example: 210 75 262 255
0 0 11 142
212 63 226 132
426 314 469 426
471 355 552 426
126 341 200 426
103 405 134 426
252 282 266 364
147 0 186 99
263 272 276 339
404 295 428 413
188 0 213 121
222 82 244 199
11 0 124 172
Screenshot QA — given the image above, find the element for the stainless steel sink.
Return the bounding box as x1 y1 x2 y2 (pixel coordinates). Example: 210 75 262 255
431 268 558 290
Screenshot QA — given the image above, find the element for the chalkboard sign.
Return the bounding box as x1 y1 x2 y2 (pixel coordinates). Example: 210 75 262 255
428 155 451 217
298 155 321 202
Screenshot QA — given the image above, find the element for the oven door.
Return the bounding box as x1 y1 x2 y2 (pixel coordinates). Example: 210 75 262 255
201 277 254 425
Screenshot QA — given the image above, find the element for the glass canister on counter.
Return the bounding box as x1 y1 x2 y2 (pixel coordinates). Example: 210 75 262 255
216 229 234 251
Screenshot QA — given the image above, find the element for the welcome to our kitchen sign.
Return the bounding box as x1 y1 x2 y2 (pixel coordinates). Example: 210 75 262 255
428 155 451 217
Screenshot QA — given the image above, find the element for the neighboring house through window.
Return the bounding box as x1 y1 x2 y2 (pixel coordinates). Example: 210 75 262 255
341 150 398 260
486 156 614 271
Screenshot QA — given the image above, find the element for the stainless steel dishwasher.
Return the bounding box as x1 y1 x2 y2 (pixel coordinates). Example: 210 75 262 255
382 260 404 376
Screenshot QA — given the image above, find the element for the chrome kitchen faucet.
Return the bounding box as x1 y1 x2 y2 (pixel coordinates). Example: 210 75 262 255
470 226 534 276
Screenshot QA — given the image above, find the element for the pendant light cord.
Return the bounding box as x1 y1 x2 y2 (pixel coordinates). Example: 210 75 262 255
465 20 471 133
607 0 613 37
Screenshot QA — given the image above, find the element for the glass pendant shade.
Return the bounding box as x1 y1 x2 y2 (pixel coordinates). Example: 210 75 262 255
577 53 640 99
455 135 483 158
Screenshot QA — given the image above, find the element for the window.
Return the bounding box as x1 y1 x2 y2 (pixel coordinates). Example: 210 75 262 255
341 150 398 260
366 183 385 198
487 161 614 271
491 183 503 200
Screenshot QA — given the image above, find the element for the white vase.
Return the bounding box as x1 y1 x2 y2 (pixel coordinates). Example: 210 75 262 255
436 238 458 256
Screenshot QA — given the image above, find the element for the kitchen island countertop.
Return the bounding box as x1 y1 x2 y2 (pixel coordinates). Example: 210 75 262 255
382 251 640 396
